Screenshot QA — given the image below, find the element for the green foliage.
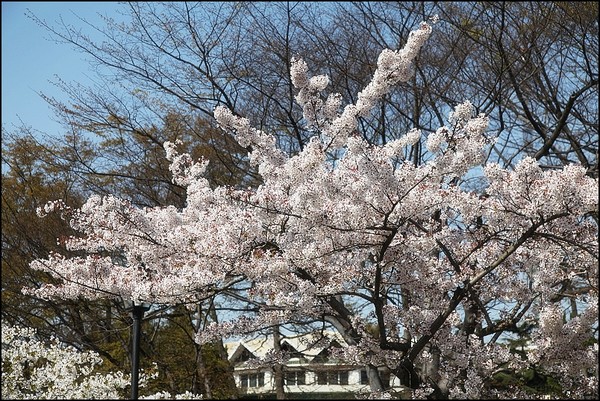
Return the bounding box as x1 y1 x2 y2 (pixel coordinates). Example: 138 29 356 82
139 307 237 398
201 342 239 399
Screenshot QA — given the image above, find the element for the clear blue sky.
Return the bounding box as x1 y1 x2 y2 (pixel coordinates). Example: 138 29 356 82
2 1 126 137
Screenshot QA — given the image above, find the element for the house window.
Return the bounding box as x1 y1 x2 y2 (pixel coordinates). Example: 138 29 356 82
316 370 349 385
317 371 328 385
240 373 264 388
285 370 306 385
360 369 369 385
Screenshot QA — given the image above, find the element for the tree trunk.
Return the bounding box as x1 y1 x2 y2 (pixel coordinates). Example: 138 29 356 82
366 364 385 392
194 304 212 399
273 326 286 399
195 343 212 399
419 345 449 399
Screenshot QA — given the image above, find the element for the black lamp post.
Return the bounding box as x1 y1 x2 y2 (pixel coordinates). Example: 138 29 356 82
124 300 151 400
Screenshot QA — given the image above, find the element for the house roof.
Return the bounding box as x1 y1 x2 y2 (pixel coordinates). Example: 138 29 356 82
224 330 348 363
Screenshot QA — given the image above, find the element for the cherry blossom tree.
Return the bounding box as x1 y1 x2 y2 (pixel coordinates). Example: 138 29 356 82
1 323 203 400
2 323 125 399
24 19 598 399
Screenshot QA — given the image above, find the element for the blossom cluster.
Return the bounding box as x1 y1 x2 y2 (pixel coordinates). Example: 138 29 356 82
1 323 203 399
2 323 129 399
290 21 432 149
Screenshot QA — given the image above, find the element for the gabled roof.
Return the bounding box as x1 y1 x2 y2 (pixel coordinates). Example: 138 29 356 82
225 330 347 363
228 343 256 363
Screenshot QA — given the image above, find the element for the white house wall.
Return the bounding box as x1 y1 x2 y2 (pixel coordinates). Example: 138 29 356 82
234 368 372 396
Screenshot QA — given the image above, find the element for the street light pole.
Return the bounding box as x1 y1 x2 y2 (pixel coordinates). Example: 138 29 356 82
125 301 150 400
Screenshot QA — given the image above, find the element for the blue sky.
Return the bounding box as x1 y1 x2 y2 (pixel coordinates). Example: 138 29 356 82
2 1 126 137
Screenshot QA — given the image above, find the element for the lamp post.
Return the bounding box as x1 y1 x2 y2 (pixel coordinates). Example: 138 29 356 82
124 300 151 400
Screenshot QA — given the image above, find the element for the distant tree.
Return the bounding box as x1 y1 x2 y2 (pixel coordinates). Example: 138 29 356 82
433 2 598 174
143 304 237 399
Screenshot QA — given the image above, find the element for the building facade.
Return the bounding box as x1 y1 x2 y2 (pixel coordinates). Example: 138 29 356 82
225 331 408 399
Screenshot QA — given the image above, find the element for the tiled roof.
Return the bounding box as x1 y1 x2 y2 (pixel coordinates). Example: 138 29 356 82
224 330 347 362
